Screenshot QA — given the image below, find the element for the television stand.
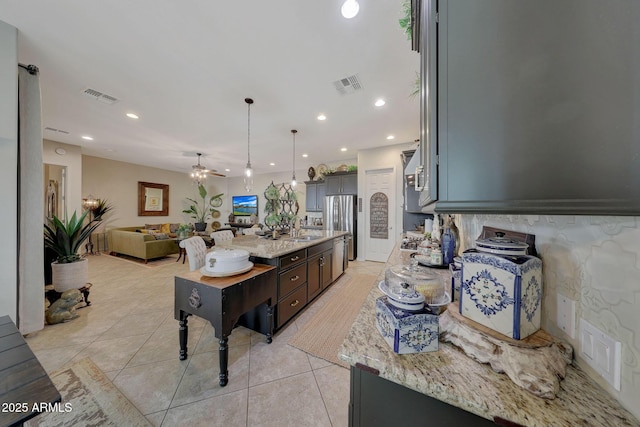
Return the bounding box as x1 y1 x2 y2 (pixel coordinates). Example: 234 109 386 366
226 222 254 228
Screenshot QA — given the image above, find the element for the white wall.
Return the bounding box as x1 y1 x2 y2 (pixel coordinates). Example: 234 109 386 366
43 140 83 217
457 214 640 419
0 20 17 321
81 154 228 232
357 143 413 260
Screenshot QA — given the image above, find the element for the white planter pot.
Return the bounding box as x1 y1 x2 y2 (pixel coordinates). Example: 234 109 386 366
51 258 89 292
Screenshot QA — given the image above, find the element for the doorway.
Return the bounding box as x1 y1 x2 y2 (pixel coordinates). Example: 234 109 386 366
364 168 396 262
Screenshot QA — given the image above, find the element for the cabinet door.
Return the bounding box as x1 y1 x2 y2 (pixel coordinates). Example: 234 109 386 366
325 176 341 195
320 250 333 288
306 182 318 211
307 253 322 300
341 174 357 194
316 182 326 210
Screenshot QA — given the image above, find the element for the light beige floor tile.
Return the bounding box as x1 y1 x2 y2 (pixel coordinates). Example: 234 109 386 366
127 316 205 368
164 389 248 427
307 354 334 371
70 334 149 372
247 371 331 427
112 358 188 415
194 323 252 354
314 364 351 427
97 309 166 340
29 343 88 373
171 345 250 407
249 338 311 387
28 254 365 425
145 410 166 427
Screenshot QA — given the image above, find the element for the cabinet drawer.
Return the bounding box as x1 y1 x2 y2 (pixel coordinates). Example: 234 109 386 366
308 240 333 256
279 263 307 297
278 284 307 327
279 249 306 270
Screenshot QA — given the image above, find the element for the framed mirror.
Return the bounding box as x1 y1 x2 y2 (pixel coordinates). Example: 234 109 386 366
138 181 169 216
44 164 66 220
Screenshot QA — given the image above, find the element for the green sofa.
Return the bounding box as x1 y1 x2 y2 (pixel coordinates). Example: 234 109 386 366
108 226 179 263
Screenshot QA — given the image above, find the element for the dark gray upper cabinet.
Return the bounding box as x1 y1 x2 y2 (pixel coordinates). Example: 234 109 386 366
426 0 640 215
305 181 325 212
325 172 357 195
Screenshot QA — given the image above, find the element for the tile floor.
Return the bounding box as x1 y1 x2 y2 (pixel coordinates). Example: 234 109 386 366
26 253 383 426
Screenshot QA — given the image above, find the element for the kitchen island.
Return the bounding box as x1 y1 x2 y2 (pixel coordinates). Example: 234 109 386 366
215 230 350 330
339 244 639 426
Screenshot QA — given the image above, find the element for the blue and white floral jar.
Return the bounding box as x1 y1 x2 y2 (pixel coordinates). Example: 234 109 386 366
460 237 542 340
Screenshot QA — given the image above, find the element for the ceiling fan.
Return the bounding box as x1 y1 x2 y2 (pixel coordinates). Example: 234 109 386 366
191 153 226 180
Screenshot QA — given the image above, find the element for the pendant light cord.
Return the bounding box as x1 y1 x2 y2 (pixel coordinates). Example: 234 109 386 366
245 98 253 167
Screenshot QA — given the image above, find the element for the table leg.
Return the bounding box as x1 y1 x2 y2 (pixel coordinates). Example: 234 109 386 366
179 312 189 360
219 337 229 386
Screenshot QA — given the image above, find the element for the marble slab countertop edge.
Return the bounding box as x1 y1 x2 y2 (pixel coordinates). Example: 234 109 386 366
338 244 640 427
215 230 349 259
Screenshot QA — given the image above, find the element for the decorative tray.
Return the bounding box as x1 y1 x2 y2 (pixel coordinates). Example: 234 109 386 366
412 254 450 269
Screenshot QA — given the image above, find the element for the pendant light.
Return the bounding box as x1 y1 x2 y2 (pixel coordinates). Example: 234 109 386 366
191 153 207 185
291 129 298 187
244 98 254 192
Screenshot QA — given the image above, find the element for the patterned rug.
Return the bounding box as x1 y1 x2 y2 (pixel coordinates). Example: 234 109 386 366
288 273 377 368
25 358 150 427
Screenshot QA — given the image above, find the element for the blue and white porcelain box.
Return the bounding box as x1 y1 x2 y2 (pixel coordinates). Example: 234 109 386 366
375 296 439 354
460 249 543 340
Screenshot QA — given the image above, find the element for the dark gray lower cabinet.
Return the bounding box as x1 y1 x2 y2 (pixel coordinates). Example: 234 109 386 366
349 366 496 427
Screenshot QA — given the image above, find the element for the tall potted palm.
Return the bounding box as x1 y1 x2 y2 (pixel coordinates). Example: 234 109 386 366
44 201 112 292
182 184 223 232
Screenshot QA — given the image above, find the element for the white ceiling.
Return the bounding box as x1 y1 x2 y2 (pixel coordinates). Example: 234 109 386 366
1 1 419 177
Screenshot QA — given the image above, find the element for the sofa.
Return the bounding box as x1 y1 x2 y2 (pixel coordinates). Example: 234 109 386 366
108 225 180 263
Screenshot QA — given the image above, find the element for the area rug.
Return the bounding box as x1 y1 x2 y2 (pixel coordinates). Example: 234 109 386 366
103 253 179 268
25 357 151 427
288 273 377 368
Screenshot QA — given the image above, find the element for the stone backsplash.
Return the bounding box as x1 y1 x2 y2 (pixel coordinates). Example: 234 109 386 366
454 214 639 418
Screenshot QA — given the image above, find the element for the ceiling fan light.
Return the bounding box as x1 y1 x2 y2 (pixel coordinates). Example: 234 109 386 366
341 0 359 19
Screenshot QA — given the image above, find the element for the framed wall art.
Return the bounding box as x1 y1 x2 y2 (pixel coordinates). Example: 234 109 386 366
138 181 169 216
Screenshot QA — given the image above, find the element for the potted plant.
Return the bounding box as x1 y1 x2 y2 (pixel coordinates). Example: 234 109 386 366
44 201 113 292
176 223 192 239
182 184 223 232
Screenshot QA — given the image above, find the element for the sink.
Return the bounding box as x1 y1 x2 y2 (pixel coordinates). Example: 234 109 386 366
286 235 322 242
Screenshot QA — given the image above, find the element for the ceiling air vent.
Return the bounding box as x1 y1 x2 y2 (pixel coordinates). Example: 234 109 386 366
80 87 119 105
333 74 363 95
44 127 69 134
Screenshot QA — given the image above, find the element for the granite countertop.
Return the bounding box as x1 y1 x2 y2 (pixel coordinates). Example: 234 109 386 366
214 230 349 259
338 243 640 427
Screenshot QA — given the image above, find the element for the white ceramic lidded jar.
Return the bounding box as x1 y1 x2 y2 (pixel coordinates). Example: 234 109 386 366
460 233 542 340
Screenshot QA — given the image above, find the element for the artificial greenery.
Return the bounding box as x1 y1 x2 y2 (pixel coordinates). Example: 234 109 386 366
182 184 223 223
44 203 113 263
398 0 412 41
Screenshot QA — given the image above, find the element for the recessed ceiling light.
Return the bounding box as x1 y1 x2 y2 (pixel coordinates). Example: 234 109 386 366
224 168 230 172
126 113 139 119
341 148 347 152
317 114 327 121
81 135 94 141
386 135 395 140
375 99 386 107
341 0 360 19
269 162 275 166
302 154 308 158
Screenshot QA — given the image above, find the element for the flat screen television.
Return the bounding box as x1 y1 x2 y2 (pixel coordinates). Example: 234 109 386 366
232 194 258 216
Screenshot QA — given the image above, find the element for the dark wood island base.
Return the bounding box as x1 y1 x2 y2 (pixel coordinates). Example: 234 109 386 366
175 264 277 387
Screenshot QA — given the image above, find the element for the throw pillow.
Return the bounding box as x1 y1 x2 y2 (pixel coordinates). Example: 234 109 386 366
154 233 169 240
161 223 171 233
170 223 180 233
145 223 162 231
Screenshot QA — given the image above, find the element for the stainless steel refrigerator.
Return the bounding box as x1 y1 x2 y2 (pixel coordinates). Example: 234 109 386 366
324 195 357 261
